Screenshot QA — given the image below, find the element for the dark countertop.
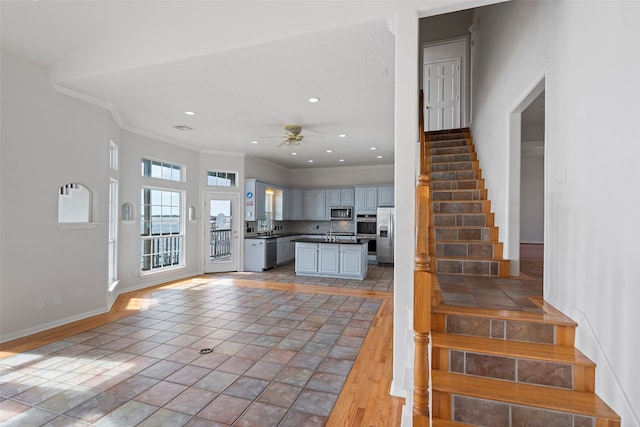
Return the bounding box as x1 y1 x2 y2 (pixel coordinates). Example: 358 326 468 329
246 232 355 240
293 238 368 245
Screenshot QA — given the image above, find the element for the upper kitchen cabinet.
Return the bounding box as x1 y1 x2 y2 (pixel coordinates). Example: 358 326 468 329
326 188 341 208
341 188 355 207
291 188 304 220
303 189 326 220
378 186 394 207
355 186 378 214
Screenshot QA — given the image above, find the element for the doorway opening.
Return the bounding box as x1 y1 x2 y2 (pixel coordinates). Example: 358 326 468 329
204 193 239 273
507 77 545 280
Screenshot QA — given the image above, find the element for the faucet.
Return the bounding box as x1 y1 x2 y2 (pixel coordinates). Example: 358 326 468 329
327 227 335 242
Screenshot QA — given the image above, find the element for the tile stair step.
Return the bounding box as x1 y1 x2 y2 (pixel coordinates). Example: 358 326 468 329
432 331 596 392
431 241 503 258
432 371 620 426
432 299 578 346
432 257 508 277
429 139 471 149
430 170 482 181
431 152 477 163
429 160 479 172
432 189 487 201
430 226 499 242
432 180 484 190
432 213 494 227
430 146 471 155
432 200 492 214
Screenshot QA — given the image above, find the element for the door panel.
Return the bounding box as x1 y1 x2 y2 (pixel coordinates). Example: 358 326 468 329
424 58 461 131
204 193 239 273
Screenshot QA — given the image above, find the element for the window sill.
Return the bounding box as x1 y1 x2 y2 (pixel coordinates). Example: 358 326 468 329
57 222 99 230
140 265 186 277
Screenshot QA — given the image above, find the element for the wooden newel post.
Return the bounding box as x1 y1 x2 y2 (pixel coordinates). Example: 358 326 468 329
413 172 432 426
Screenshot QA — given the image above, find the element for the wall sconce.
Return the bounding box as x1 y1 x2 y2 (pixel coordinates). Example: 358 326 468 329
188 206 197 222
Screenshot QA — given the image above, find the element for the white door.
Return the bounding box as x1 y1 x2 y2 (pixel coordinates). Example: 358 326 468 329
424 58 461 131
204 193 239 273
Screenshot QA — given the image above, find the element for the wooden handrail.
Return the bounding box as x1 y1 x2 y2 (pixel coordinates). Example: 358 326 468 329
413 90 432 426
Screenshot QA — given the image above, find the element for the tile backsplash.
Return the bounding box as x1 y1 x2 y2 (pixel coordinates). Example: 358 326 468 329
245 220 355 237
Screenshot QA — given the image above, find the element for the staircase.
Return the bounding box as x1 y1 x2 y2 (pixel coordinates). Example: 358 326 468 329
423 128 620 426
426 129 509 277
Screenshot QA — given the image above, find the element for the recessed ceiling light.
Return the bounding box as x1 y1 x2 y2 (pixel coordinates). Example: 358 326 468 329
291 152 297 156
326 149 332 153
339 134 347 138
308 97 320 103
251 140 258 144
370 147 377 150
377 155 383 159
308 160 314 163
184 111 195 116
339 159 345 162
173 125 193 131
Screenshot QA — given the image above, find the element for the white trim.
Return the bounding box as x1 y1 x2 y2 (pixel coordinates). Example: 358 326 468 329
0 307 107 344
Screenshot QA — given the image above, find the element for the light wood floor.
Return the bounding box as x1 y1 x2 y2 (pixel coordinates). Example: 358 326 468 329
0 275 405 426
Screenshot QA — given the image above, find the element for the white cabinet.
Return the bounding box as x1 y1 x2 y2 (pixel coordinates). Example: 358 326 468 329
282 188 291 220
326 188 341 208
341 188 355 207
296 243 318 274
340 246 364 276
291 189 303 220
318 245 340 274
294 241 368 279
303 189 326 220
378 186 394 207
355 186 378 214
244 239 266 272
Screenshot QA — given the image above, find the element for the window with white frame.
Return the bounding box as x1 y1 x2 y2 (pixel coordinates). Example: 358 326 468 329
109 141 118 171
207 170 237 187
140 188 184 273
141 158 183 182
108 179 119 289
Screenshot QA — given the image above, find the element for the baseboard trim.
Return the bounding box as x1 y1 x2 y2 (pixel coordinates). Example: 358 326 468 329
1 307 107 344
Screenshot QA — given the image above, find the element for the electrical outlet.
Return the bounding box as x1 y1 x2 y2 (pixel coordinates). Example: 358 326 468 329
54 294 62 305
35 298 44 310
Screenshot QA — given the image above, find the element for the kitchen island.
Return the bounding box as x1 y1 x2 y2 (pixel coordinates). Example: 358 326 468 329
294 238 368 280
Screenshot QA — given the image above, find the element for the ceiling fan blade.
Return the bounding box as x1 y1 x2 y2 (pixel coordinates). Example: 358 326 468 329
259 135 286 139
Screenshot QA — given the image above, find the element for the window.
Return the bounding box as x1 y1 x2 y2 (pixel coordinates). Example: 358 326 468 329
207 171 236 187
108 179 119 290
140 188 183 273
109 141 118 171
141 158 183 182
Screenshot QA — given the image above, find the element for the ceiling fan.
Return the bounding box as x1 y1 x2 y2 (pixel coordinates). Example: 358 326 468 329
260 124 306 147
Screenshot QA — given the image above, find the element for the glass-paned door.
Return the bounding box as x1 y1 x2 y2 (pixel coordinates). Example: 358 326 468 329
204 193 239 273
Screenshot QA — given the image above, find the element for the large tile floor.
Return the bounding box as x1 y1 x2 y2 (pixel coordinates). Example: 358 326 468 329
0 269 385 426
1 253 543 426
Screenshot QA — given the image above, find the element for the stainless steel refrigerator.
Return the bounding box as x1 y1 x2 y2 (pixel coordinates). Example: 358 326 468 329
376 206 395 265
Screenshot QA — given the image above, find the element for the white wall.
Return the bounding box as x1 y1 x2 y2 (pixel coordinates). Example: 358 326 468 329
520 145 544 243
289 164 393 188
117 131 202 294
1 51 110 341
244 155 291 187
471 2 640 425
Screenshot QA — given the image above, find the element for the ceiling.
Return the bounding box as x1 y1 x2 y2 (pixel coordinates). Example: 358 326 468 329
1 1 426 169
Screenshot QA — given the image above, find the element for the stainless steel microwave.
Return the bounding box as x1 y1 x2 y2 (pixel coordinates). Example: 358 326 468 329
330 207 353 220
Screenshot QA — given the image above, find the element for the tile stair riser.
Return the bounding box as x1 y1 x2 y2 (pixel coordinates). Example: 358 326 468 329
431 227 498 242
429 161 479 173
432 393 602 427
431 180 484 190
432 201 492 214
432 213 494 227
430 146 472 156
430 170 482 181
430 241 502 259
432 347 588 390
431 153 477 164
432 189 488 201
433 259 504 276
429 140 472 149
